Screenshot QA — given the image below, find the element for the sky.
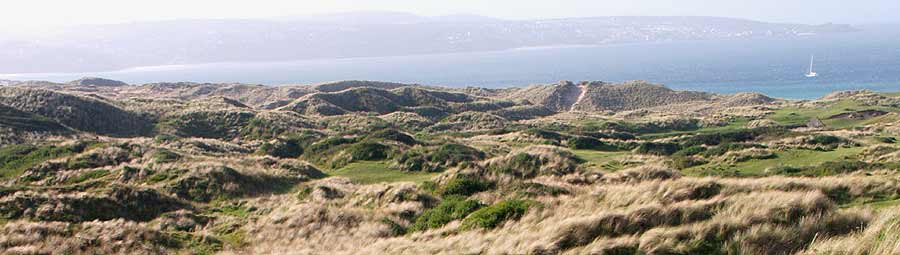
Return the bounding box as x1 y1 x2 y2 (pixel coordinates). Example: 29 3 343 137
2 0 898 31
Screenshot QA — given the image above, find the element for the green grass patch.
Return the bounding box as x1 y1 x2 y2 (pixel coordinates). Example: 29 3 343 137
437 176 494 197
866 199 900 209
0 144 87 180
460 199 534 230
211 203 255 218
153 149 181 164
572 150 629 171
881 92 900 98
684 147 865 176
639 118 752 140
63 169 110 185
770 99 900 129
328 161 438 184
165 231 223 255
409 196 483 232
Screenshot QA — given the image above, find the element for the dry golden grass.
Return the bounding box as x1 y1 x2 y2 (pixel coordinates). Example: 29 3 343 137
201 172 900 255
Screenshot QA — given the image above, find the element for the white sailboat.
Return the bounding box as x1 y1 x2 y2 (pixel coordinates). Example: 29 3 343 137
805 55 818 77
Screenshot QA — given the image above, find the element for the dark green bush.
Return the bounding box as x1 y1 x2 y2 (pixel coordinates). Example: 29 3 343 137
460 199 533 230
672 156 708 169
255 131 323 158
875 136 897 144
154 149 181 164
508 182 569 197
63 169 110 184
523 129 567 141
680 127 790 147
600 120 700 134
581 131 636 141
257 139 303 158
567 136 619 151
304 137 357 155
767 160 879 177
240 118 286 140
701 143 766 158
154 134 179 143
635 142 680 156
430 144 485 164
409 196 483 232
347 142 391 161
673 146 707 157
367 129 417 145
439 176 494 197
809 135 841 146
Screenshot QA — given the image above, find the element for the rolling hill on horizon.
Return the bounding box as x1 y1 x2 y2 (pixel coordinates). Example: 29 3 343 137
0 12 856 74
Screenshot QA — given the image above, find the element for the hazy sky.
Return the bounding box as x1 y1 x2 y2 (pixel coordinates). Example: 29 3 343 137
3 0 898 31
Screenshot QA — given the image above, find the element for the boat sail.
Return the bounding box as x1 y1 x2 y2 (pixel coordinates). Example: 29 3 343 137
806 55 818 77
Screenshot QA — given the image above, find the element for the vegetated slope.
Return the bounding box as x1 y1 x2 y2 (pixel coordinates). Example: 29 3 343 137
66 77 129 87
571 81 716 111
505 81 584 112
280 86 497 116
0 87 153 136
0 104 69 133
0 78 899 255
508 80 720 112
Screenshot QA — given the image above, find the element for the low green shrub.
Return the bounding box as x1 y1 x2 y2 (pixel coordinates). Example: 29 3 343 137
672 156 708 169
767 160 880 177
409 196 483 232
64 169 110 185
0 143 89 179
367 129 417 145
673 146 707 157
508 182 569 197
680 127 790 146
809 135 842 146
701 143 766 157
347 142 390 161
439 176 494 197
875 136 897 144
460 199 534 230
154 149 181 164
567 136 619 151
523 129 567 141
635 142 680 156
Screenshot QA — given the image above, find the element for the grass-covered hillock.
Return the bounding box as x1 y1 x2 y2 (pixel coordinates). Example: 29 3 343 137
409 196 483 232
157 165 299 202
394 143 485 172
490 105 555 121
0 142 99 180
281 86 479 116
240 111 321 140
0 185 185 222
428 112 510 132
0 104 69 134
0 87 153 136
301 134 403 169
159 110 255 139
256 131 324 158
481 145 584 179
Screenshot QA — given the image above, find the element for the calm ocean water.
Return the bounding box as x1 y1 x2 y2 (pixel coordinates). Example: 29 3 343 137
2 25 899 99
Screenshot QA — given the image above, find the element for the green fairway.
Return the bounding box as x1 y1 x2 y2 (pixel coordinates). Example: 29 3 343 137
571 150 633 171
770 99 900 129
638 118 751 140
328 161 438 184
685 146 866 176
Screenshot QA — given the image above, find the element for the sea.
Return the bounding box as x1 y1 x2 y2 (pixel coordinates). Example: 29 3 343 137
2 25 899 99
